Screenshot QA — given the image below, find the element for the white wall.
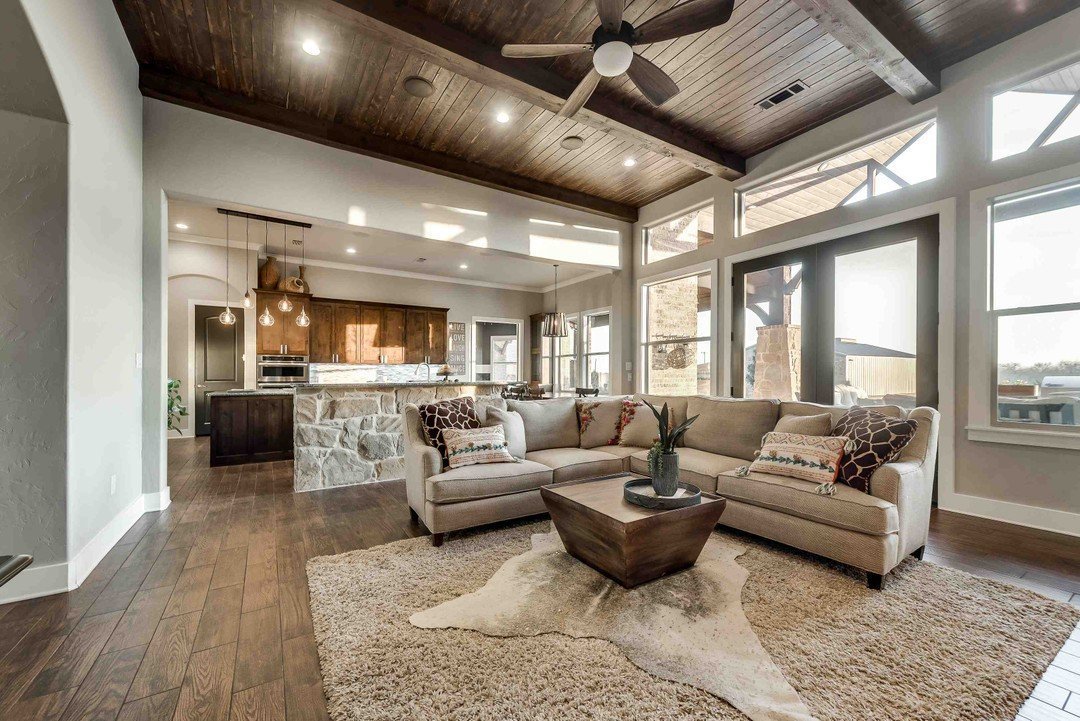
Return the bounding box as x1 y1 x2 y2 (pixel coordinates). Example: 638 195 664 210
631 9 1080 533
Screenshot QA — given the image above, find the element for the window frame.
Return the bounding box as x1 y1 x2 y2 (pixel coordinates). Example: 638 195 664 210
642 201 716 265
541 306 613 396
990 57 1080 162
583 308 612 395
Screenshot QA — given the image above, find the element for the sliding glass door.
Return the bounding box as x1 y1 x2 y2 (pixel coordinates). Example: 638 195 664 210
733 216 938 408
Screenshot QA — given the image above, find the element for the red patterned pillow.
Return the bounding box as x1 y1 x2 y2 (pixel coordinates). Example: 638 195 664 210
418 397 481 468
832 407 918 493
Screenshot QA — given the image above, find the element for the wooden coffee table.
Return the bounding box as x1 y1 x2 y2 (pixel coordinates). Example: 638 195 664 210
540 473 727 588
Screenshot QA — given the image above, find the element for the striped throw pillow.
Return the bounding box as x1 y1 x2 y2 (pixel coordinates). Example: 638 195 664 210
442 426 516 469
746 432 849 485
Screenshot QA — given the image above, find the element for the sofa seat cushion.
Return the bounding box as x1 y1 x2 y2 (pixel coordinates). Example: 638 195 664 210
588 445 645 459
524 448 624 483
629 448 745 493
716 469 898 535
427 460 553 504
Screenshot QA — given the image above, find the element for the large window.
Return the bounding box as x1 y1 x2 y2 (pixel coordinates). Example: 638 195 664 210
540 309 611 395
737 119 937 235
991 181 1080 429
993 60 1080 161
642 272 712 395
645 204 714 264
556 316 578 396
584 311 611 394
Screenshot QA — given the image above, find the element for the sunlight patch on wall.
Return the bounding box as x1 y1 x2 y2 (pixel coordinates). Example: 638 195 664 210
529 234 620 267
467 237 489 248
423 221 465 241
348 206 367 226
422 203 489 217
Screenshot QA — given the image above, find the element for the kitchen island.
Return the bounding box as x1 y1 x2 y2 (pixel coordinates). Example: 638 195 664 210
208 389 295 467
293 382 506 491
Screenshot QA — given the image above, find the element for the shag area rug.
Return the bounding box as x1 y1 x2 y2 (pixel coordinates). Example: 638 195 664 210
306 522 1079 721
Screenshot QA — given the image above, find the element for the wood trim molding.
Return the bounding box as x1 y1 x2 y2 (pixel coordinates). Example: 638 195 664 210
140 68 639 223
789 0 939 103
318 0 744 178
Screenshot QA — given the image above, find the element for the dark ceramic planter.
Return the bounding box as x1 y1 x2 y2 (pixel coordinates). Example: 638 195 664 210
653 452 680 496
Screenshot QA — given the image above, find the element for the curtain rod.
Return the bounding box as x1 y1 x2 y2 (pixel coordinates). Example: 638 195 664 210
216 208 313 229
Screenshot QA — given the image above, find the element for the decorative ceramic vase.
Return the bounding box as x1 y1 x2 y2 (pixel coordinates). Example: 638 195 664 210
280 266 307 294
653 452 679 496
258 256 280 289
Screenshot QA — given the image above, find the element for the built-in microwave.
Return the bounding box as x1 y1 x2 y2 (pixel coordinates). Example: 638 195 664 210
257 354 309 388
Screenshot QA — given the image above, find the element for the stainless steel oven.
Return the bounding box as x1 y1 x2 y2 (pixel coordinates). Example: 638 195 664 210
257 355 309 388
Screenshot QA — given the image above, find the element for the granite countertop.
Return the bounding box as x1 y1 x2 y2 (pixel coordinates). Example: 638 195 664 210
300 381 508 389
206 388 296 397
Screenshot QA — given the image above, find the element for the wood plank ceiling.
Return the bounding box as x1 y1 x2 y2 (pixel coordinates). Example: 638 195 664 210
112 0 1079 221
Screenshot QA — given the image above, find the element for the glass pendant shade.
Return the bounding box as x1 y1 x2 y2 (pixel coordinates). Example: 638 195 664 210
277 294 293 312
541 311 567 338
242 291 254 309
295 305 310 327
258 306 276 327
219 307 236 325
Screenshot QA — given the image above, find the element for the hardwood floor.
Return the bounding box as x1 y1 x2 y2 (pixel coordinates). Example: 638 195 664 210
0 436 1077 721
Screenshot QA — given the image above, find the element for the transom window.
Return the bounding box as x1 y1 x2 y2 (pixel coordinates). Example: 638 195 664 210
737 119 937 235
644 204 714 264
641 272 712 395
993 59 1080 160
991 181 1080 429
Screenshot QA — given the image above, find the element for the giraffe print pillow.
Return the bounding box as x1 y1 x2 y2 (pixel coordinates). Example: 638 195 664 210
832 407 918 493
418 397 482 468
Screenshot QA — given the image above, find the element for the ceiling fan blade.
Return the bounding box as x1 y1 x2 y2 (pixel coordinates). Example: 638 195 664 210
626 54 680 106
501 43 593 58
633 0 735 45
595 0 624 33
558 69 602 118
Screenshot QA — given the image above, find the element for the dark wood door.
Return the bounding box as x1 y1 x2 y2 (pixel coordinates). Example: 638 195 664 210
427 311 448 364
255 292 284 354
209 396 249 462
334 303 359 364
405 308 427 363
194 305 245 437
248 396 293 462
283 300 310 356
359 305 382 364
309 302 334 362
382 307 406 364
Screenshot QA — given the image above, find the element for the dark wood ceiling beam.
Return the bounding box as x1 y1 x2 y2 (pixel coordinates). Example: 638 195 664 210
140 68 638 222
789 0 940 102
317 0 745 178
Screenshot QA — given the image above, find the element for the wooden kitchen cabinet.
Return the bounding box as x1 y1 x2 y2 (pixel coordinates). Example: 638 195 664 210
382 307 405 364
427 311 448 364
210 393 293 466
309 301 335 362
404 308 448 364
309 298 448 365
284 300 309 355
310 301 359 363
254 290 311 356
359 305 383 364
334 303 359 364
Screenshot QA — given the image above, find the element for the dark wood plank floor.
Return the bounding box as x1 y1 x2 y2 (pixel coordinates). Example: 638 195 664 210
0 437 1077 721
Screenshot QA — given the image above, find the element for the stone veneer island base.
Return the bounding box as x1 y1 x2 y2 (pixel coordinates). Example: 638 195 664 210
293 382 505 491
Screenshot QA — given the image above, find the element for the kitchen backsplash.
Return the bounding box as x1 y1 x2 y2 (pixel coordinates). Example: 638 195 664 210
308 363 467 385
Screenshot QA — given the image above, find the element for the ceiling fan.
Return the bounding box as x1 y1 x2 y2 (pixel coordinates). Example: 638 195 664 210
501 0 736 118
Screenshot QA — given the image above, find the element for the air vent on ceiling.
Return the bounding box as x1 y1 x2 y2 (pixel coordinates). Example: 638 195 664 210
757 81 807 110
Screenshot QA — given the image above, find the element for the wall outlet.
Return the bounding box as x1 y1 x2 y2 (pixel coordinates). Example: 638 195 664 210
110 474 117 495
135 353 143 369
624 361 632 371
626 371 632 382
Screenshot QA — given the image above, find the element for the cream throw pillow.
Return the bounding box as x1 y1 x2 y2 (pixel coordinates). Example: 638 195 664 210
742 432 848 484
442 426 516 469
484 407 527 459
577 397 629 448
774 413 832 436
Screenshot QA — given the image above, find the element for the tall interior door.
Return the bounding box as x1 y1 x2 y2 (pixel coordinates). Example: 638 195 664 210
733 216 938 409
194 305 245 436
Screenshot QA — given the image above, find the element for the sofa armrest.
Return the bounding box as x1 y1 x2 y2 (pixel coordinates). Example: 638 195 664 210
869 460 933 559
405 445 442 512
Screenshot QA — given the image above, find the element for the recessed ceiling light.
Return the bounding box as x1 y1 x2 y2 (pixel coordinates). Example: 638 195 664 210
302 39 321 56
560 135 584 150
495 111 510 124
459 263 469 270
623 157 637 167
345 247 357 254
174 223 188 230
403 76 435 98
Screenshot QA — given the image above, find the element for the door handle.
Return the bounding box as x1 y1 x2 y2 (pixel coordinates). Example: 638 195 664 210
196 384 206 388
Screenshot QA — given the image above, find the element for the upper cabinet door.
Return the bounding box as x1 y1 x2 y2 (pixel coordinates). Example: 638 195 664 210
427 311 448 364
382 307 406 364
309 302 335 363
359 305 383 364
405 309 428 364
283 300 309 355
255 293 284 354
334 303 360 364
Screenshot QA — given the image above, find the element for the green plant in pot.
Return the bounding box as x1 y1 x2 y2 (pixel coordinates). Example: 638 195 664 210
643 400 699 497
167 379 189 435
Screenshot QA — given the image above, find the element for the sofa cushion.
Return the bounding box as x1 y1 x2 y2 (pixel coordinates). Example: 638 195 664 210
716 469 898 535
442 426 516 469
524 448 624 483
484 407 527 459
507 398 580 451
774 413 832 436
473 396 507 423
684 397 779 460
748 432 847 484
635 394 689 428
588 445 645 459
629 447 744 493
577 397 628 448
426 460 553 504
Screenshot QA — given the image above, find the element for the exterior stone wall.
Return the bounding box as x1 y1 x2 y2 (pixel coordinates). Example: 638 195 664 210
293 383 504 492
751 324 801 401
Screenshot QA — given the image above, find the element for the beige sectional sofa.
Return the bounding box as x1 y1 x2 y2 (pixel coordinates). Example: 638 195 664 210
403 394 940 588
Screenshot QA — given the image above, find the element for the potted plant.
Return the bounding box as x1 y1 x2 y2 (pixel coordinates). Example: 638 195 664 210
643 400 699 496
167 379 189 435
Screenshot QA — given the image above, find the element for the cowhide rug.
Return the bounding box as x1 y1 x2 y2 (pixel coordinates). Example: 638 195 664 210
410 531 815 721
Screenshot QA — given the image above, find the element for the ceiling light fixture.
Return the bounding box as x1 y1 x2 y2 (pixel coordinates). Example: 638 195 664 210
346 247 357 254
258 219 275 327
277 224 293 313
495 111 511 124
243 216 254 309
542 264 567 338
219 215 236 326
459 263 469 270
560 135 584 150
593 41 633 77
623 157 637 167
302 39 321 56
403 75 435 98
295 227 310 327
175 223 188 230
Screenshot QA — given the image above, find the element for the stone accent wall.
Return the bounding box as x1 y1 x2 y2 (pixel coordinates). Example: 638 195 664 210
293 384 503 492
751 324 801 401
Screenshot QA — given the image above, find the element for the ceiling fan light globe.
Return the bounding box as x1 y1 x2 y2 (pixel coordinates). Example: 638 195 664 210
593 41 633 77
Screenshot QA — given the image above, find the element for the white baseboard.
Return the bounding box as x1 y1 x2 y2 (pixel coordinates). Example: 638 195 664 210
0 489 170 604
940 492 1080 538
